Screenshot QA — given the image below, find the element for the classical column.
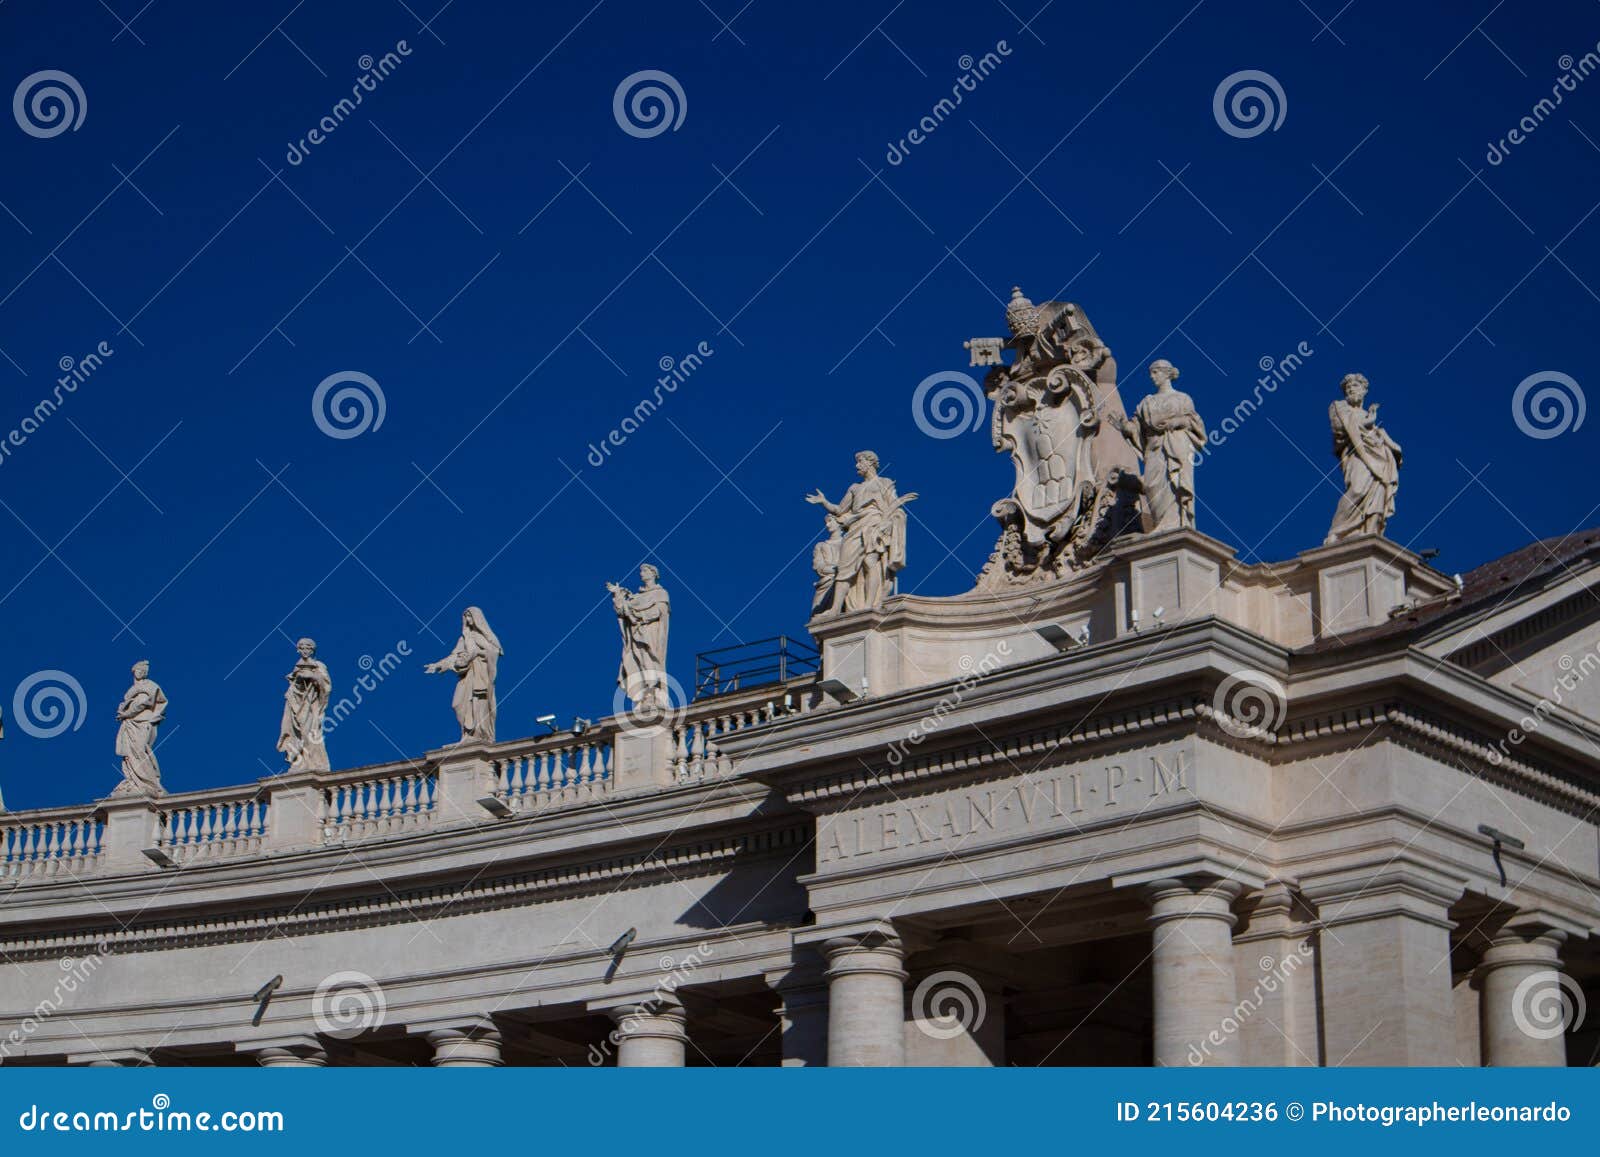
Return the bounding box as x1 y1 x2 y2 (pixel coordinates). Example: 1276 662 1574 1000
1229 880 1319 1065
1477 926 1571 1067
426 1026 503 1067
822 929 907 1066
1145 877 1243 1067
768 959 829 1067
1302 867 1463 1065
607 1003 688 1067
256 1044 328 1068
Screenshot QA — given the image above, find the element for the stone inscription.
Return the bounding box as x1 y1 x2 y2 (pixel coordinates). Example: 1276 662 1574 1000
818 750 1192 865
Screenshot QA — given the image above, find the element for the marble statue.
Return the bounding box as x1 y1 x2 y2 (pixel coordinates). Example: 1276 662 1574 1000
277 638 331 772
113 660 166 797
609 564 671 710
811 513 844 616
1123 359 1206 532
806 450 916 615
425 607 502 745
969 287 1142 590
1325 372 1402 544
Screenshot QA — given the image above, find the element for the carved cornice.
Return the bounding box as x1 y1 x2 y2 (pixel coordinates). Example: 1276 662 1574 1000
0 823 810 963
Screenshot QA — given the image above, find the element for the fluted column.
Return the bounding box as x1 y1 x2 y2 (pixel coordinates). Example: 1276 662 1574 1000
1146 877 1243 1067
822 929 907 1066
1478 926 1570 1067
608 1003 688 1067
426 1027 503 1067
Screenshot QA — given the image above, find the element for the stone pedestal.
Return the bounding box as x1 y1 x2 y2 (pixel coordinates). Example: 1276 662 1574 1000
607 1003 688 1067
432 746 496 825
1477 926 1570 1067
264 771 324 849
821 929 907 1066
1146 877 1243 1067
611 726 676 792
97 795 162 872
426 1026 504 1067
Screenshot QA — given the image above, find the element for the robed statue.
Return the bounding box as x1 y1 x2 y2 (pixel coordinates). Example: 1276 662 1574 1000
425 607 503 745
805 450 916 615
1123 359 1206 532
609 564 671 710
277 637 331 771
113 660 166 797
1325 373 1402 543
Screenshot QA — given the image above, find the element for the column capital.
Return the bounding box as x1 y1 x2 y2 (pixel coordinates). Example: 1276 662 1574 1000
424 1025 503 1067
71 1049 154 1067
256 1041 328 1067
1144 876 1244 929
821 930 908 983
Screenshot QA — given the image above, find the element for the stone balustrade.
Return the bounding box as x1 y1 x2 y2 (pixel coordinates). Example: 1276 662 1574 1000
489 730 613 814
0 805 103 880
0 676 824 886
672 680 824 782
155 788 270 865
320 764 436 842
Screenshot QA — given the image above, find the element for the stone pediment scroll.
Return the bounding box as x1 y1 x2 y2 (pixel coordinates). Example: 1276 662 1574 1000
969 288 1142 590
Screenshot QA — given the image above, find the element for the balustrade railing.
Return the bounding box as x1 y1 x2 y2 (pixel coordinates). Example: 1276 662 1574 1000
321 765 436 842
489 729 613 814
673 678 823 781
0 673 826 883
156 790 270 865
0 807 103 880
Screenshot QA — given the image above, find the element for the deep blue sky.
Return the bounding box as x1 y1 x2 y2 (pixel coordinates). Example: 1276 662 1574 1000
1 0 1597 809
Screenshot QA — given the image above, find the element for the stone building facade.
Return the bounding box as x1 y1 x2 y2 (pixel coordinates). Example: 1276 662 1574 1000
2 292 1597 1068
3 524 1598 1068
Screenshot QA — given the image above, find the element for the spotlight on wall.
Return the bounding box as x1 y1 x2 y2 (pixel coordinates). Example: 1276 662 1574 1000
1477 824 1526 887
816 677 858 702
608 927 637 956
250 975 283 1027
477 796 515 819
536 713 559 733
142 847 176 868
572 717 592 735
1034 622 1087 651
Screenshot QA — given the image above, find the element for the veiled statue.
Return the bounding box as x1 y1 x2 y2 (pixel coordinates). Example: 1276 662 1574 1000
277 637 331 771
970 288 1142 590
113 660 166 797
1325 372 1402 543
811 513 844 616
806 450 916 615
425 607 503 745
1123 359 1206 532
609 564 671 710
